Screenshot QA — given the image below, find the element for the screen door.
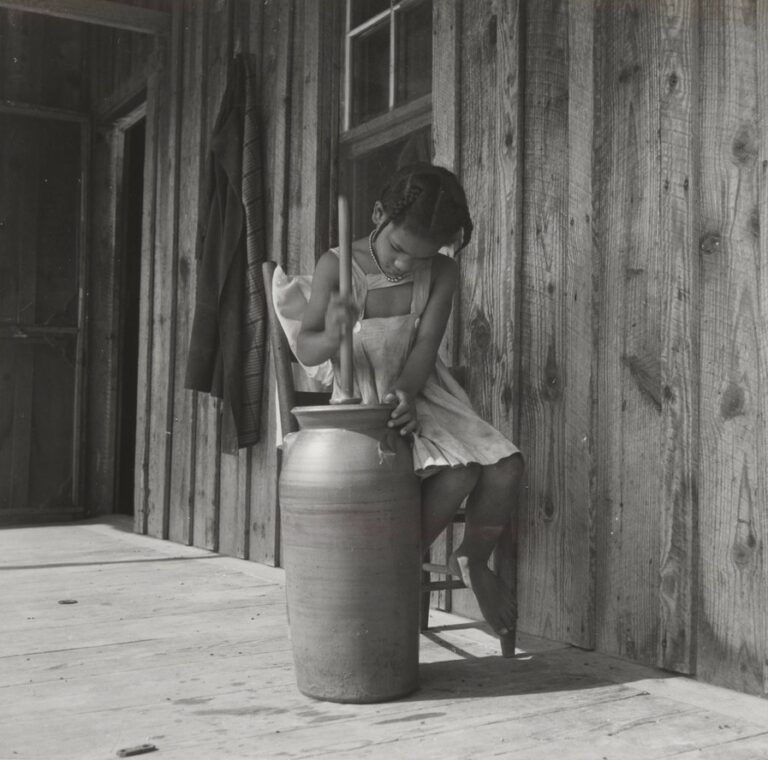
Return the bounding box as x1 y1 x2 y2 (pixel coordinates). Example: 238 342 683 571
0 107 87 523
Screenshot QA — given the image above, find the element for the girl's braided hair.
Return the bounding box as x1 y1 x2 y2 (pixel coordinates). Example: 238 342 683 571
377 163 473 251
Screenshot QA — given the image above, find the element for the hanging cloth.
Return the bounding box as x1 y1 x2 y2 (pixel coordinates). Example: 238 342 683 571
185 53 267 451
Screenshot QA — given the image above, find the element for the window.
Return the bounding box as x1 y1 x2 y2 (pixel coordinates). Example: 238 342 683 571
341 0 433 237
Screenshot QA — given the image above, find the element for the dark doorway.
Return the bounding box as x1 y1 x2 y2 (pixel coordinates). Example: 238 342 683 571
0 111 85 523
115 119 145 515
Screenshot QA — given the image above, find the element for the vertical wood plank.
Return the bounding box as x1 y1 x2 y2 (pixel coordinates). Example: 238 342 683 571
456 0 498 622
519 0 579 645
265 0 295 270
488 0 525 622
285 0 306 275
757 0 768 701
756 0 768 698
168 0 204 546
295 0 341 269
432 0 461 367
236 0 257 563
239 0 269 567
144 9 181 539
192 0 228 552
459 1 520 457
697 0 767 695
133 52 159 534
593 0 662 664
248 0 295 566
261 0 294 272
516 0 596 649
564 0 596 650
86 126 120 514
429 0 461 611
456 0 523 620
214 0 251 561
657 0 697 674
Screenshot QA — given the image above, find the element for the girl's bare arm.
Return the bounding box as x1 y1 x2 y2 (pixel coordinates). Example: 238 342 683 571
296 251 352 366
393 254 458 397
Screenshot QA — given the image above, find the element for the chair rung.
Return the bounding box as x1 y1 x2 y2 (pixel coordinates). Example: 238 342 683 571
422 562 459 576
423 579 466 591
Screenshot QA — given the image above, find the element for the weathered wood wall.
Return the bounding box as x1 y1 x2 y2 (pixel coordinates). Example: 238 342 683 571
88 0 333 566
513 0 767 697
85 0 767 698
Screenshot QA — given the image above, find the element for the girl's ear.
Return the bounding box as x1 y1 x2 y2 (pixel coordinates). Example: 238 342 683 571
371 201 386 227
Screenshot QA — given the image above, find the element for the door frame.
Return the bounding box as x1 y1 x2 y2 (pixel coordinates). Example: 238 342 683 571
83 95 148 518
111 101 147 516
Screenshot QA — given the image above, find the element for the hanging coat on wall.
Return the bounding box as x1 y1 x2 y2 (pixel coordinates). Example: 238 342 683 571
185 53 267 451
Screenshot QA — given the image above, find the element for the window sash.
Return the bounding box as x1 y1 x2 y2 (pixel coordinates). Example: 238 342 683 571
343 0 431 132
340 93 431 159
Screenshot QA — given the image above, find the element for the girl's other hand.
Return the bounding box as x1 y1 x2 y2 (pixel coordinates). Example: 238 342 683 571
383 389 420 435
324 292 355 340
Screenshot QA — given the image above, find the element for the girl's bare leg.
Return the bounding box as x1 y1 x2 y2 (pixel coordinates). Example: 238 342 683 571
420 464 480 550
449 454 524 645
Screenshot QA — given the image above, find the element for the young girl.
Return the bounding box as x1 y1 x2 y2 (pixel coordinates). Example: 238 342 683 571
296 163 524 645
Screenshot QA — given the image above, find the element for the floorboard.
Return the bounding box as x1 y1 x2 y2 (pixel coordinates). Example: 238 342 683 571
1 518 767 760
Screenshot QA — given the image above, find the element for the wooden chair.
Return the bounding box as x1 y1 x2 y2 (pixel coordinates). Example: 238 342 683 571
262 260 465 631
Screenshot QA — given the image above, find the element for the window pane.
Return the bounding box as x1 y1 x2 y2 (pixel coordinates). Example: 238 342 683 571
395 0 432 106
350 0 390 29
350 21 390 127
349 126 432 238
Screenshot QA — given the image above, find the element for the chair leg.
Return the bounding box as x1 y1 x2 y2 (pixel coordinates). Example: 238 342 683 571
499 628 516 658
444 521 455 613
420 560 432 631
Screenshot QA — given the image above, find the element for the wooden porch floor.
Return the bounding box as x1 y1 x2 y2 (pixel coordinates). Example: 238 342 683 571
2 519 768 760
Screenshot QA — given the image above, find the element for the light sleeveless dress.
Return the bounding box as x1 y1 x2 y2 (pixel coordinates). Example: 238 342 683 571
327 250 520 478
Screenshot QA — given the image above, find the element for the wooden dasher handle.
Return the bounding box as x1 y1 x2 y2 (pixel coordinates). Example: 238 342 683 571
337 194 360 403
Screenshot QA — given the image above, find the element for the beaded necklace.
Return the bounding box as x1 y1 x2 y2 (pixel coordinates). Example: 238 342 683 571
368 230 405 283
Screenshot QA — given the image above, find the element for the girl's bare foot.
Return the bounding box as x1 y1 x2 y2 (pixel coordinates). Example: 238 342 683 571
448 551 517 642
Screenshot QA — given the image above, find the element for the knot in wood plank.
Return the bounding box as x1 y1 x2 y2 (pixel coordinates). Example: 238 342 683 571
469 310 492 360
720 382 746 420
622 353 661 412
699 231 721 255
542 342 560 401
732 124 758 165
731 519 758 571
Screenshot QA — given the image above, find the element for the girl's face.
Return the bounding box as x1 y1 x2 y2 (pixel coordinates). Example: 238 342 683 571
371 203 442 277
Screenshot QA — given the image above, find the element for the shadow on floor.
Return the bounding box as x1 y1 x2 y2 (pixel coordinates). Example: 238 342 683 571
408 623 676 702
0 514 136 533
409 652 669 701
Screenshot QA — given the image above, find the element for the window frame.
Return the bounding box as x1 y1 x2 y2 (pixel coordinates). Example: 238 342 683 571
340 0 433 157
